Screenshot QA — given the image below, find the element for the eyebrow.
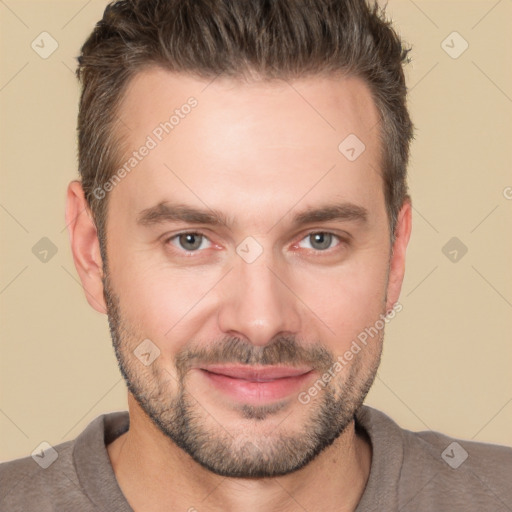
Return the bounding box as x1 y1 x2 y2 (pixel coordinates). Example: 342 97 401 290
136 201 368 230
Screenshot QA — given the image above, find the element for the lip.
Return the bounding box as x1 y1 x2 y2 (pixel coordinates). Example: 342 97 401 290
197 365 314 403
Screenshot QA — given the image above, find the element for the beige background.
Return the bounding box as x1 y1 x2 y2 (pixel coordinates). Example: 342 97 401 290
1 0 511 462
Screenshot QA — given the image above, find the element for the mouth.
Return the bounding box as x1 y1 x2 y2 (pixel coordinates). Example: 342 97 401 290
196 364 315 403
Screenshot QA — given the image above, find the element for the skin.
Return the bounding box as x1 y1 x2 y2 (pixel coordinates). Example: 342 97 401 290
66 67 412 512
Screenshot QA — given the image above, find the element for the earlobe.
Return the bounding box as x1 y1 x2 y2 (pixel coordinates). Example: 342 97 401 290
65 180 107 314
385 199 412 312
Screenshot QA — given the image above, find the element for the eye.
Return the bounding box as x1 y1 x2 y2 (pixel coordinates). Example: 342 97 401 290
166 232 212 252
297 232 342 251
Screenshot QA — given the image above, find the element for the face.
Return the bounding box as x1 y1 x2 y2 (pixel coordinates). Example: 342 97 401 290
91 68 408 478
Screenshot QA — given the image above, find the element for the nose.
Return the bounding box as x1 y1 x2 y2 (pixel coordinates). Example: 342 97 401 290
216 246 302 347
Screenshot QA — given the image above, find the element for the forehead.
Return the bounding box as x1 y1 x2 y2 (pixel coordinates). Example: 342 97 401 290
116 67 380 148
110 67 384 230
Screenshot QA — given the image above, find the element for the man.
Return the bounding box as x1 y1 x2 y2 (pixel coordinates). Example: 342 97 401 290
1 0 511 510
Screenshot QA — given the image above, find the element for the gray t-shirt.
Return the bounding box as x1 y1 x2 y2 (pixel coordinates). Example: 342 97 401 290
1 405 511 511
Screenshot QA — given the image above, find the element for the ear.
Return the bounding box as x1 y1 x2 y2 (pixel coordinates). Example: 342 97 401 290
385 199 412 312
65 180 107 314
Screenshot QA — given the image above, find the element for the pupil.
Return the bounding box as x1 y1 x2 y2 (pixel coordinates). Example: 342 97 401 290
181 233 201 250
312 233 330 250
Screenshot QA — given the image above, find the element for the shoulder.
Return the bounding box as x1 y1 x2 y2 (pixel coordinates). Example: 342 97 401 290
357 405 512 511
410 422 512 469
403 424 512 510
0 438 77 509
0 411 128 511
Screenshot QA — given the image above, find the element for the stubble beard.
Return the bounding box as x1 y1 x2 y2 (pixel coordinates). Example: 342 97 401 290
102 269 383 478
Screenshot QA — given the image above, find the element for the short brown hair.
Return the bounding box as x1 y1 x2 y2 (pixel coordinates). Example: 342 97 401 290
76 0 414 256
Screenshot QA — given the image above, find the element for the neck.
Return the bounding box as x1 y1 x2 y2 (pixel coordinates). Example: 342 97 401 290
107 395 371 512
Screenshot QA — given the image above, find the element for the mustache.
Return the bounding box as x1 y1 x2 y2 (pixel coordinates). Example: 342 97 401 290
174 334 335 377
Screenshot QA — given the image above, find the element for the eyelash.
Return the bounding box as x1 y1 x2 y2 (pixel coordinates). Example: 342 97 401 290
163 231 347 256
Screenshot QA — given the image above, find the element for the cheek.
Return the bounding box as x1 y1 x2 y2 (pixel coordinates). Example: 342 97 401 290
112 259 218 347
291 253 388 347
